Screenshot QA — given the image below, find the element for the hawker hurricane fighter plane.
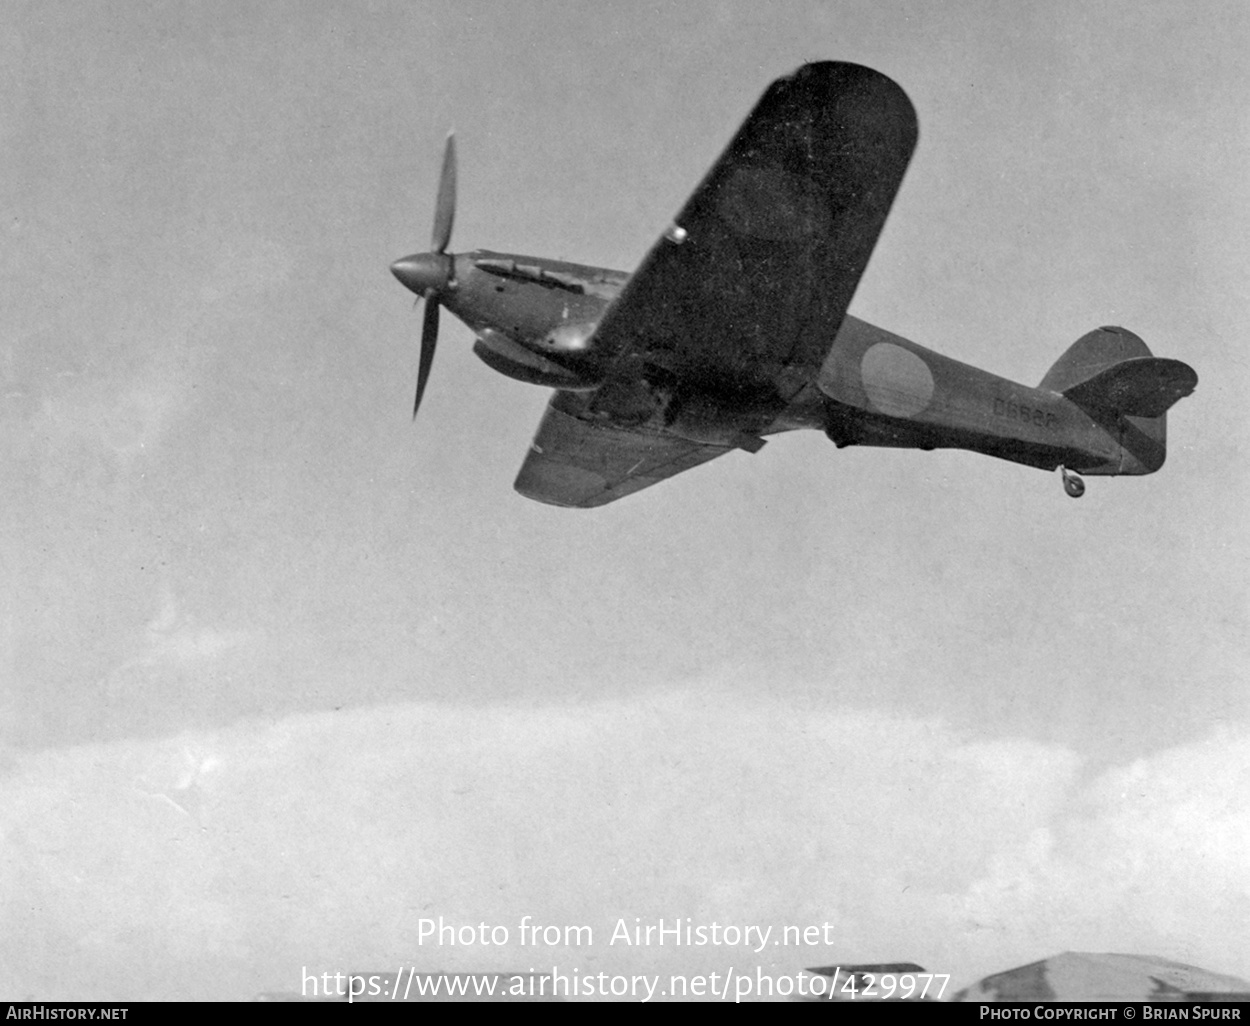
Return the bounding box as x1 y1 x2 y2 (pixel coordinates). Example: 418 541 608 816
390 62 1197 507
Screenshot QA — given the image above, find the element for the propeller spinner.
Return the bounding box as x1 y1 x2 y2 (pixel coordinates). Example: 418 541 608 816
391 133 457 418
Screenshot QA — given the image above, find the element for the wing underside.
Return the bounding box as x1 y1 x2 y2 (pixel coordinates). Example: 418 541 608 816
514 393 732 508
587 61 917 419
513 61 918 507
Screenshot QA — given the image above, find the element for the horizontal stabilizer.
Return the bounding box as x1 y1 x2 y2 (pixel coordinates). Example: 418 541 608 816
1062 357 1197 418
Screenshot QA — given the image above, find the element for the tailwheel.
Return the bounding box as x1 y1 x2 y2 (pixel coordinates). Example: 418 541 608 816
1060 466 1085 499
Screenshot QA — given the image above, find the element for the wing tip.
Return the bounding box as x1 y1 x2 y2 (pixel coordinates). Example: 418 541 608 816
773 61 918 142
513 461 608 508
784 60 911 97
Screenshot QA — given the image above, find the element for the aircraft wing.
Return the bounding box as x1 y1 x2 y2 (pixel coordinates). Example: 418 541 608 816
514 392 733 508
586 61 918 423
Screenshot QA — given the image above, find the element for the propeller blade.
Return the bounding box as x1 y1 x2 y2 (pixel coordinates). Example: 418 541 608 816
431 133 456 255
413 298 440 419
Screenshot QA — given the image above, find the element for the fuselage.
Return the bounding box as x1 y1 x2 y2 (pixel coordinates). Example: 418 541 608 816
432 248 1157 478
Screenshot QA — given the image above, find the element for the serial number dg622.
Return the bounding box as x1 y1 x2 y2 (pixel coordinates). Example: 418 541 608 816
993 397 1058 430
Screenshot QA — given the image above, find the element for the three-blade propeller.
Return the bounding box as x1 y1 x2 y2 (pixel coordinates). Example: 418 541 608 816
391 133 457 419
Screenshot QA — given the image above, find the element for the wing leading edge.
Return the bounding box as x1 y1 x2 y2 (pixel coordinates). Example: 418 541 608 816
515 62 918 507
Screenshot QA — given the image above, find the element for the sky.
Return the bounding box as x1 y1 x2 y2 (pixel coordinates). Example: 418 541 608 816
2 0 1248 1002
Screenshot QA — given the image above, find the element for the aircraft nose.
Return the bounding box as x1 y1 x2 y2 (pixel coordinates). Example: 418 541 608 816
390 252 451 296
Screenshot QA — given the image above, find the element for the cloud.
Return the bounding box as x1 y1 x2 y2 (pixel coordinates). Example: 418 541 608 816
136 584 253 667
947 727 1250 967
93 584 255 715
1 688 1246 1000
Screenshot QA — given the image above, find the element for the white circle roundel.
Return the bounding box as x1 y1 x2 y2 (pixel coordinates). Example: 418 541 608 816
860 342 935 418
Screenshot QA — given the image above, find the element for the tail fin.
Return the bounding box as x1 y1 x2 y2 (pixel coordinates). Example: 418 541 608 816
1039 325 1153 393
1041 326 1197 475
